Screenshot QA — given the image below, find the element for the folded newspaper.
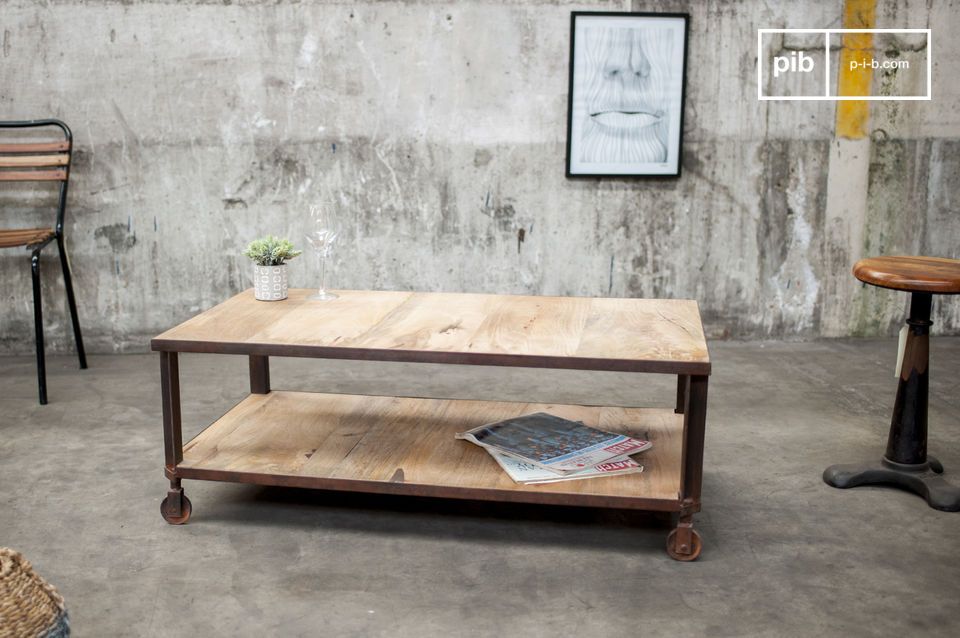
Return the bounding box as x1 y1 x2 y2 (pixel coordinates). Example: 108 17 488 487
456 412 652 475
490 450 644 484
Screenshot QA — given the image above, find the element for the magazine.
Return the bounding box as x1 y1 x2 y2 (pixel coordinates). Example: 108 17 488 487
456 412 652 475
490 450 644 484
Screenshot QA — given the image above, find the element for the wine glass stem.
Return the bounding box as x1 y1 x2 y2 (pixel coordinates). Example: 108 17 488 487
318 252 327 294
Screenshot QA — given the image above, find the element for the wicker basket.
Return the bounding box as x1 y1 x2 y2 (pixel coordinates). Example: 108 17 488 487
0 548 69 638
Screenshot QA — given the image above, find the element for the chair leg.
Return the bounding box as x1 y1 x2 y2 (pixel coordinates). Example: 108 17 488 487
31 248 47 405
57 235 87 369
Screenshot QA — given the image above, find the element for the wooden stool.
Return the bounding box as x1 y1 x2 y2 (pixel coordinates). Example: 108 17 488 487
824 256 960 511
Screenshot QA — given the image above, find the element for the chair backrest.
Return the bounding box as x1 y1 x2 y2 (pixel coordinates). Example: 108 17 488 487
0 120 71 182
0 120 73 232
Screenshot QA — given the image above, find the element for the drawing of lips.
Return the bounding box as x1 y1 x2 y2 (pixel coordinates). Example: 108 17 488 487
589 110 661 129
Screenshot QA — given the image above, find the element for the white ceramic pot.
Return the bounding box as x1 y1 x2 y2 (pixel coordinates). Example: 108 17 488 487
253 264 288 301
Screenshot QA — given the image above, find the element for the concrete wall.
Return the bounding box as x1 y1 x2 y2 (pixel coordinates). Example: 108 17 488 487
1 0 958 354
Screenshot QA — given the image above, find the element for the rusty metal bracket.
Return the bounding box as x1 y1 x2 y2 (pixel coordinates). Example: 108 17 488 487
674 519 694 555
672 498 701 557
678 497 700 517
166 482 183 517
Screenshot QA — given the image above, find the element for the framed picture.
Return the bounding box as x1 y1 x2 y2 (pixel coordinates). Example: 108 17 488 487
565 12 689 178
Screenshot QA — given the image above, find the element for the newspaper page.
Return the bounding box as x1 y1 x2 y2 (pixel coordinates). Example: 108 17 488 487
456 412 652 474
490 450 644 484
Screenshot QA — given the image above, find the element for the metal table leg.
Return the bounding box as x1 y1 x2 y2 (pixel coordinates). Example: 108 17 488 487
159 351 192 524
668 374 707 560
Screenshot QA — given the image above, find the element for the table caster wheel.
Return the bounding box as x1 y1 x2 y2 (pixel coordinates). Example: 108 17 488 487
666 528 702 561
160 493 192 525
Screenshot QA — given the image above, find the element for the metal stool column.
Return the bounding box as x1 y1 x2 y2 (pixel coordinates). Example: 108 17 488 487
886 292 931 466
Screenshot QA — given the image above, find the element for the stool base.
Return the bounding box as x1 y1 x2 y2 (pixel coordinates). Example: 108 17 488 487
824 456 960 512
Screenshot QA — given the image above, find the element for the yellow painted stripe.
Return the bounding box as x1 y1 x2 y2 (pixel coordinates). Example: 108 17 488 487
836 0 876 139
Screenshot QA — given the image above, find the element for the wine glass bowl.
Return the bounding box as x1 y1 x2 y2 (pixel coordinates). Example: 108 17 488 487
304 229 338 255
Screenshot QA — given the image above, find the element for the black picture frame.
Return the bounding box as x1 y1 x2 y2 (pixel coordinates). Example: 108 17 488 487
565 12 690 178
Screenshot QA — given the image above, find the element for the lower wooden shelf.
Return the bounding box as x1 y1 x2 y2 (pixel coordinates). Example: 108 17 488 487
176 391 684 511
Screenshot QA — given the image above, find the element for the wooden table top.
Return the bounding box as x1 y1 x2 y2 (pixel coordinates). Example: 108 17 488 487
152 289 710 374
854 256 960 294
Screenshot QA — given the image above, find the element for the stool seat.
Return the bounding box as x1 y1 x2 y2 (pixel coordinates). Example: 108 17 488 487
854 256 960 294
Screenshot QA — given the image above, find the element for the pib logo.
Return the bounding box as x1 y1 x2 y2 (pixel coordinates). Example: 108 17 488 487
759 28 931 101
773 51 815 78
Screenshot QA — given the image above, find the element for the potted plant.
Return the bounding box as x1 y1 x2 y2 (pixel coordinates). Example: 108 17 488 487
243 235 302 301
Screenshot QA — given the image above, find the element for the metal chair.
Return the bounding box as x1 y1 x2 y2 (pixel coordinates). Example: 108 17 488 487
0 119 87 404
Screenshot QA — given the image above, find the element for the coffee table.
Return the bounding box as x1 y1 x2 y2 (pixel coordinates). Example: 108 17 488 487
152 289 711 560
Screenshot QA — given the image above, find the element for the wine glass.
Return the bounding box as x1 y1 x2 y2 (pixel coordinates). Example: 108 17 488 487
304 203 339 301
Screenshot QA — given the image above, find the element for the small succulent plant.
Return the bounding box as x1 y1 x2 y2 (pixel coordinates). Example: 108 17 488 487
243 235 302 266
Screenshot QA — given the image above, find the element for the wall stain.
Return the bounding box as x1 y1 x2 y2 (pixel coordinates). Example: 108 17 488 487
268 148 305 179
438 181 458 234
608 254 615 295
473 149 492 167
493 204 515 231
263 75 287 89
95 223 137 252
222 197 248 210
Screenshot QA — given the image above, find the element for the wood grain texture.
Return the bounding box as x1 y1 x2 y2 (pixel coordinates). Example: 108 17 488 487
0 228 54 248
0 141 69 153
854 256 960 294
178 391 683 507
0 169 66 182
153 289 710 374
0 154 69 167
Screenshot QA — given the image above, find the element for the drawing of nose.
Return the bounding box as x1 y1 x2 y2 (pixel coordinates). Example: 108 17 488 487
604 37 651 81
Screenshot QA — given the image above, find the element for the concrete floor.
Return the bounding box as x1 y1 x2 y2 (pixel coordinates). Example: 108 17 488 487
2 340 959 637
